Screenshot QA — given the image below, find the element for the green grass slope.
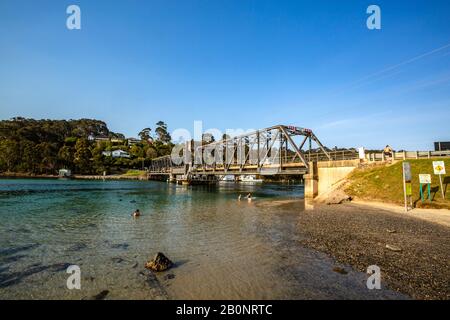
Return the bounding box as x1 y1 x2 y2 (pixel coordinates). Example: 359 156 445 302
345 159 450 209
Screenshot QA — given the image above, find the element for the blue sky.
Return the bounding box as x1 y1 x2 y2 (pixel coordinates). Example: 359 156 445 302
0 0 449 150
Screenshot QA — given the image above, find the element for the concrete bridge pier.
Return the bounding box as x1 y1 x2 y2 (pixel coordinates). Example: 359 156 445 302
304 160 360 199
304 162 318 199
169 174 176 183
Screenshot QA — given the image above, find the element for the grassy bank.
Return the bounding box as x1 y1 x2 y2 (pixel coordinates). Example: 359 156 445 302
123 169 148 177
345 159 450 209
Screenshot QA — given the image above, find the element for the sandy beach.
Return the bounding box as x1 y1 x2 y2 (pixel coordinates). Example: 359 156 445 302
257 199 450 299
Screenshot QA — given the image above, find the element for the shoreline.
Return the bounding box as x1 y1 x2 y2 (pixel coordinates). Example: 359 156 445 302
257 199 450 299
0 173 149 181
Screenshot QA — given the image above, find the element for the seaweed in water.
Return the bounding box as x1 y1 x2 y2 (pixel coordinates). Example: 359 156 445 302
0 254 28 264
110 243 129 250
140 270 170 300
0 244 39 258
111 257 125 264
0 262 74 288
66 243 88 252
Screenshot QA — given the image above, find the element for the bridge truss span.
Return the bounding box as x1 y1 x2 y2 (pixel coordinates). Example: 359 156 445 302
149 125 332 178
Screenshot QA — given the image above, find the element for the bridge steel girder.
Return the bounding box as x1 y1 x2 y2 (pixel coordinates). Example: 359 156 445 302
148 125 331 177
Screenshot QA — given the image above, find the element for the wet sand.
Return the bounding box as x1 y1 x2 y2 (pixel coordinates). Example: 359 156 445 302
257 200 450 299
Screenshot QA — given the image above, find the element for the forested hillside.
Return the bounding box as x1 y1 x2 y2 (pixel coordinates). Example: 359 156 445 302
0 117 173 175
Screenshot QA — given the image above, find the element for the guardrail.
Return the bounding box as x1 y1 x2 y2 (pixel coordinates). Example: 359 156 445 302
304 150 358 162
366 150 450 161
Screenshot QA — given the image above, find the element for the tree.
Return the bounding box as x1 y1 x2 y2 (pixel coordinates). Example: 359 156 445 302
139 128 152 142
91 142 107 174
130 144 145 158
0 139 20 172
35 142 57 174
74 138 92 173
146 147 158 159
58 145 74 169
155 121 171 144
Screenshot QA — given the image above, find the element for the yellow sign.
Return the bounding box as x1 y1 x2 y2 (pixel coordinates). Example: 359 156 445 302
405 182 412 196
433 161 446 175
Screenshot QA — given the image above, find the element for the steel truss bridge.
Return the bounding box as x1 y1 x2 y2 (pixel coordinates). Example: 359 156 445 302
148 125 357 180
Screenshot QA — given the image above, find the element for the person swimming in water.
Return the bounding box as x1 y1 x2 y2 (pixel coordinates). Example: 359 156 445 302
246 193 252 202
238 194 242 201
132 209 141 218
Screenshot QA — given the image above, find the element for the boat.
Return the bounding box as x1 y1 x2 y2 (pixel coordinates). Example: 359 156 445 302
58 169 72 179
239 175 263 183
220 175 235 182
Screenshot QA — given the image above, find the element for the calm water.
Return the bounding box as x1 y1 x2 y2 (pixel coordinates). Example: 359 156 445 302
0 179 403 299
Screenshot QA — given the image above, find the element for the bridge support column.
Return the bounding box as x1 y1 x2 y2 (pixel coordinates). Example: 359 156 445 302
304 161 318 199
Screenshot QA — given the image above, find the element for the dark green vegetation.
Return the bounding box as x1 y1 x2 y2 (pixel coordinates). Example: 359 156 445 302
0 117 174 175
345 159 450 209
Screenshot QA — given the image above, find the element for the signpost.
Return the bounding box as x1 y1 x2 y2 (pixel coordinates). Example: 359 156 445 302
419 174 431 203
402 162 413 211
433 161 446 199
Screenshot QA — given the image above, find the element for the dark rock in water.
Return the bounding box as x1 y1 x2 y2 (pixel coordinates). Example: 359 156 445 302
92 290 109 300
145 252 173 272
333 267 348 275
130 200 136 203
111 257 125 264
164 273 175 280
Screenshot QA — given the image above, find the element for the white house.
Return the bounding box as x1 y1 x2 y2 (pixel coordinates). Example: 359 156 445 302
127 138 141 146
113 150 130 158
58 169 72 177
102 150 130 158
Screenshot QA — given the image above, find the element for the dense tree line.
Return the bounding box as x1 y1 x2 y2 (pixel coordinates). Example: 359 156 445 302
0 117 173 175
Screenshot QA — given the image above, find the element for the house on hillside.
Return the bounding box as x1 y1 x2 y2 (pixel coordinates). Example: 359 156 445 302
102 149 131 158
127 138 141 146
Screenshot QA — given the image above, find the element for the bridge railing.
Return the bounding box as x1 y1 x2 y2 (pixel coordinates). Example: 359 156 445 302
304 150 358 162
366 150 450 162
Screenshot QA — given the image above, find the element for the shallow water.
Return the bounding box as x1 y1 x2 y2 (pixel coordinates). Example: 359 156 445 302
0 179 405 299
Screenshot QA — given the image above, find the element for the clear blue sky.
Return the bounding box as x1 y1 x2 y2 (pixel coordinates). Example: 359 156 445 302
1 0 449 150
